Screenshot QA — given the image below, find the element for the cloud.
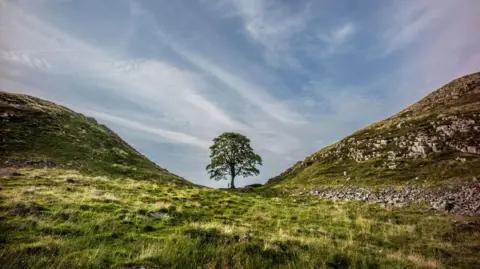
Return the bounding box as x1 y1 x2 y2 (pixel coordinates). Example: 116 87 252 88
233 0 306 49
84 109 211 148
318 23 355 46
316 22 356 57
167 47 306 125
211 0 310 68
379 1 443 56
1 51 52 71
127 0 307 125
382 0 480 106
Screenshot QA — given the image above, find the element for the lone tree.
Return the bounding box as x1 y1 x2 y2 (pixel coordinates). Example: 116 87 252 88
206 132 262 189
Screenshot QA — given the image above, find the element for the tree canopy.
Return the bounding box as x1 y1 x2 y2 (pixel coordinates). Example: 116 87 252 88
206 132 262 189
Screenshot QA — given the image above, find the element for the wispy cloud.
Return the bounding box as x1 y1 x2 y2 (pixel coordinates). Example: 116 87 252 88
1 51 52 71
316 22 356 57
211 0 310 68
318 23 355 45
85 109 211 148
167 47 306 124
379 1 449 56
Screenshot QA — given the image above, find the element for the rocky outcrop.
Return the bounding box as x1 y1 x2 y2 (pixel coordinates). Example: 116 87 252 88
1 159 57 168
312 111 479 166
296 180 480 215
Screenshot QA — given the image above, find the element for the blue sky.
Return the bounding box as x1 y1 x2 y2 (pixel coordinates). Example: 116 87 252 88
1 0 479 187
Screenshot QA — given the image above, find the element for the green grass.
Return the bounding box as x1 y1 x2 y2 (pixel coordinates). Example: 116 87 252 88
273 152 480 189
1 168 479 268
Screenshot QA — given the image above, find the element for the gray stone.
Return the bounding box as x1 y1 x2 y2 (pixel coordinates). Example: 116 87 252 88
297 182 480 215
239 234 252 242
149 212 169 218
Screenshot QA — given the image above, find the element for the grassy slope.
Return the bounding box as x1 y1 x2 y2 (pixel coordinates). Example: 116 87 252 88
268 73 480 189
1 168 479 268
1 90 480 268
0 91 185 184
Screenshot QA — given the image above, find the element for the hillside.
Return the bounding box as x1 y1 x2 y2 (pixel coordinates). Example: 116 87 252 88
1 89 480 268
268 72 480 188
0 91 186 184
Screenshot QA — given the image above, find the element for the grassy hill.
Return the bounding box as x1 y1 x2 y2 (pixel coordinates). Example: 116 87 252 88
267 72 480 188
1 88 480 268
0 91 185 184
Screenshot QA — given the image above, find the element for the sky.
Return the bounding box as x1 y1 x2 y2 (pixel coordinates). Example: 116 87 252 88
1 0 479 187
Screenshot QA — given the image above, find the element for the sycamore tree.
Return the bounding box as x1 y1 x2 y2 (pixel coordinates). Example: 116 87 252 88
206 132 262 189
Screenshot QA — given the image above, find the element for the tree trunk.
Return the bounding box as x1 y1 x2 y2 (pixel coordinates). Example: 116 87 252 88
230 165 236 189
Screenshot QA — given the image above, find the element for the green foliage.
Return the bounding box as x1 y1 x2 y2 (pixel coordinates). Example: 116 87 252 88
206 132 262 188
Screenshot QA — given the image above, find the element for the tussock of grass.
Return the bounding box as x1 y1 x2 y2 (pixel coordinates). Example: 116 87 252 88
387 252 442 268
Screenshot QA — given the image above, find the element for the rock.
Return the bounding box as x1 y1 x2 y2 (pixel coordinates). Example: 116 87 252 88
432 199 455 212
0 112 12 121
296 182 480 215
64 177 75 183
387 163 397 169
2 159 57 168
239 234 252 242
150 212 169 218
445 199 455 212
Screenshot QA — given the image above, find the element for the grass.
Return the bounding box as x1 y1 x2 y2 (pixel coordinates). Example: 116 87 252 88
273 151 480 189
1 168 479 268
